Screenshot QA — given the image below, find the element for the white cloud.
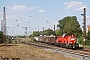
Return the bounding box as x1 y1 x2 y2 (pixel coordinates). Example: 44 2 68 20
4 5 36 20
87 16 90 19
6 5 27 11
29 7 36 10
6 5 36 11
39 10 45 13
87 16 90 25
7 13 28 21
64 1 86 10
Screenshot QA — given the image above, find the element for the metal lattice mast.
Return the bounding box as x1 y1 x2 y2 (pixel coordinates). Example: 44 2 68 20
1 20 3 33
3 7 6 43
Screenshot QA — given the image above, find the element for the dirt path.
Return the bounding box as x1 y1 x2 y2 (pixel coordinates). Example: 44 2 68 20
0 44 76 60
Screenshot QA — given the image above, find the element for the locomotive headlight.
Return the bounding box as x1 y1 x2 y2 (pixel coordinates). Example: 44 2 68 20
71 38 75 40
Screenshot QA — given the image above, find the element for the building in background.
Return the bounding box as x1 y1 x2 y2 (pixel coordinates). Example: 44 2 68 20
87 26 90 31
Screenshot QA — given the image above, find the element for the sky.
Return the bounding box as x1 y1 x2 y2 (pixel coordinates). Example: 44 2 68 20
0 0 90 36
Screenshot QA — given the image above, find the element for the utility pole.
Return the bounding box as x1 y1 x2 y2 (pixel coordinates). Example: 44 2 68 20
83 8 86 49
43 27 44 36
84 8 86 39
53 25 56 36
81 8 86 49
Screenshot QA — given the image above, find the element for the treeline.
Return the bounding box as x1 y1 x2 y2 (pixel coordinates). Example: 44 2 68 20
30 16 90 46
0 32 13 43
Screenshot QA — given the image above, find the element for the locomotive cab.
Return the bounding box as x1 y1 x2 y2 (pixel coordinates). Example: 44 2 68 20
65 33 79 49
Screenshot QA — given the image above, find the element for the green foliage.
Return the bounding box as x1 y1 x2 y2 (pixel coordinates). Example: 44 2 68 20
86 31 90 45
32 38 37 42
6 36 12 43
32 31 40 37
44 28 54 35
57 16 82 37
17 35 26 38
0 31 3 43
6 38 12 43
30 28 54 38
55 29 63 36
87 31 90 40
29 34 32 38
78 34 83 44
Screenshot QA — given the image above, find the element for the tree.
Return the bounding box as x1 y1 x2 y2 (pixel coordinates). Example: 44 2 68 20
55 29 62 36
30 28 54 38
32 31 40 37
57 16 82 37
44 28 54 35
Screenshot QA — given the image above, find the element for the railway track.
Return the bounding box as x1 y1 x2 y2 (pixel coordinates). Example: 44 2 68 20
21 41 90 60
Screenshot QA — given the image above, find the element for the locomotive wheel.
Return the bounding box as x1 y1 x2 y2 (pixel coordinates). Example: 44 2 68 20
75 44 79 49
73 43 79 49
55 43 59 46
60 43 63 47
61 43 64 48
59 43 61 47
73 44 77 50
66 43 69 49
77 44 79 48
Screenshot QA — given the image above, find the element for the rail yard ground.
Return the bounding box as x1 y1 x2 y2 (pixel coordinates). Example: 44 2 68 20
0 43 77 60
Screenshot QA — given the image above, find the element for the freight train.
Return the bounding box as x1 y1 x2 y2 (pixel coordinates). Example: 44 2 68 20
35 33 79 49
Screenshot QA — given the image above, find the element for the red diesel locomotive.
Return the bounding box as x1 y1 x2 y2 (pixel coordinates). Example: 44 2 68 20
56 33 79 49
37 33 79 49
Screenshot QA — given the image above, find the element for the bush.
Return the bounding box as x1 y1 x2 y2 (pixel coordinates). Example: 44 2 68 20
86 40 90 46
7 39 12 43
0 31 3 43
78 36 83 45
86 31 90 46
32 39 36 42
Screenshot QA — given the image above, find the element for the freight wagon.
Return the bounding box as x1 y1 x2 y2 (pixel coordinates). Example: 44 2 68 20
38 35 58 44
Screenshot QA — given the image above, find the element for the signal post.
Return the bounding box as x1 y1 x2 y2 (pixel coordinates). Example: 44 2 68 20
81 8 86 50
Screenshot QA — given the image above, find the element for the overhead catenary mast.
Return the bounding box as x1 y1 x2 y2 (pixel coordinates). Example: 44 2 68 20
22 27 31 44
3 7 6 43
1 20 3 33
